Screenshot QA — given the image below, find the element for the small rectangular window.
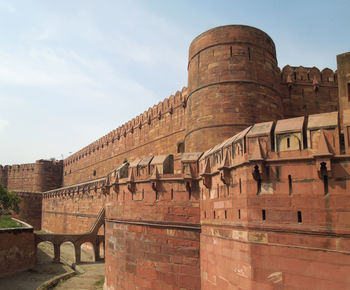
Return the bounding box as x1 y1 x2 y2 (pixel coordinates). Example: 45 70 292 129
225 210 227 219
288 175 293 196
262 209 266 221
238 209 241 219
297 211 302 223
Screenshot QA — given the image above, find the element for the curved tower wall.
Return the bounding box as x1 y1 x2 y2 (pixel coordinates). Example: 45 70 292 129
185 25 283 152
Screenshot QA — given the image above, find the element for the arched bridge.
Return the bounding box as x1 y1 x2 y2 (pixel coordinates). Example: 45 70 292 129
35 208 105 263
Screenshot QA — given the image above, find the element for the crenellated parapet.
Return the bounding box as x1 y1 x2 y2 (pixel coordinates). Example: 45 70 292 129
102 153 201 223
198 110 350 235
43 177 106 199
64 87 188 166
62 87 188 186
280 65 339 118
281 65 337 84
0 160 62 192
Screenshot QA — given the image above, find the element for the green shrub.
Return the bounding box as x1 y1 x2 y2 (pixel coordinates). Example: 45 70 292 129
0 183 21 216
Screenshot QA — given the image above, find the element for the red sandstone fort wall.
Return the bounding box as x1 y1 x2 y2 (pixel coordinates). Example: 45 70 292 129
198 111 350 289
63 88 188 187
185 25 283 152
280 66 338 118
1 160 62 192
13 191 43 230
42 178 106 233
103 155 201 289
6 24 350 289
42 154 202 289
0 225 35 278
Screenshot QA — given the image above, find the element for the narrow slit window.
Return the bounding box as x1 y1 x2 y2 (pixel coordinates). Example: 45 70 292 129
230 46 232 57
171 189 174 201
248 47 251 60
262 209 266 221
324 175 329 195
348 83 350 102
239 178 242 194
225 210 227 219
204 211 206 219
214 211 216 219
287 137 290 148
297 211 302 223
288 175 293 196
238 209 241 220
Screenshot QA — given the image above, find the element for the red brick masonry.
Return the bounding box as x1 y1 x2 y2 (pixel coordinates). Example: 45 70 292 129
1 25 350 289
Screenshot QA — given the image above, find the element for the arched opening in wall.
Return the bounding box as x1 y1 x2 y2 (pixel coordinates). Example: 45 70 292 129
177 141 185 153
80 242 95 262
36 241 54 263
60 241 76 263
99 241 105 259
97 224 105 259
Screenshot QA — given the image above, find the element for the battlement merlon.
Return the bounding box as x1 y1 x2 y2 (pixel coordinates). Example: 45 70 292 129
63 87 188 167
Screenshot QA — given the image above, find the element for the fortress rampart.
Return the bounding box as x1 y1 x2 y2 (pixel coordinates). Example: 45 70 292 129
62 88 188 186
185 25 283 152
0 160 62 192
58 25 338 188
2 25 350 289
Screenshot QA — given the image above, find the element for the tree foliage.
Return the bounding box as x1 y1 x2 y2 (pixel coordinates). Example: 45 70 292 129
0 183 21 215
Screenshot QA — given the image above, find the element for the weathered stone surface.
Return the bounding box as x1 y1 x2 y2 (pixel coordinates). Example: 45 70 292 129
1 24 350 289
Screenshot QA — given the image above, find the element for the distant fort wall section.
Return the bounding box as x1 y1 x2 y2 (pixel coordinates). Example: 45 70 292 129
0 160 62 192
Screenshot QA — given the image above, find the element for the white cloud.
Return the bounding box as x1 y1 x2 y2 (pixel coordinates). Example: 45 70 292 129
0 120 9 131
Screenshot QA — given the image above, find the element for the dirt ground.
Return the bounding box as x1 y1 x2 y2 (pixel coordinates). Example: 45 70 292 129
0 242 105 290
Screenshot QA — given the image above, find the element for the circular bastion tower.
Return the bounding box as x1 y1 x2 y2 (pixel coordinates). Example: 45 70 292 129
184 25 283 152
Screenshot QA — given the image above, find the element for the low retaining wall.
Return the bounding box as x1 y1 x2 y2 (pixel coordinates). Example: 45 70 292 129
14 191 43 230
0 219 35 278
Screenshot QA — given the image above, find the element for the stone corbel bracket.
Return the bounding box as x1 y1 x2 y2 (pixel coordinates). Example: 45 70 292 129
249 139 265 181
200 159 212 189
150 167 160 192
313 130 333 178
127 168 135 193
218 151 231 185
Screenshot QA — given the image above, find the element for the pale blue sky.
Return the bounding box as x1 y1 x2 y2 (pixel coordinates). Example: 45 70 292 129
0 0 349 164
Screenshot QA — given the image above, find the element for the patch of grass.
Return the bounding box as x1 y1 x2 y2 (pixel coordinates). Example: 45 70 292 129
35 229 50 234
0 215 21 228
94 277 105 289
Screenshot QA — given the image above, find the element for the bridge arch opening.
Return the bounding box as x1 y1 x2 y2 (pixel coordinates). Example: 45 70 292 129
36 241 54 262
80 241 95 262
60 241 76 263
